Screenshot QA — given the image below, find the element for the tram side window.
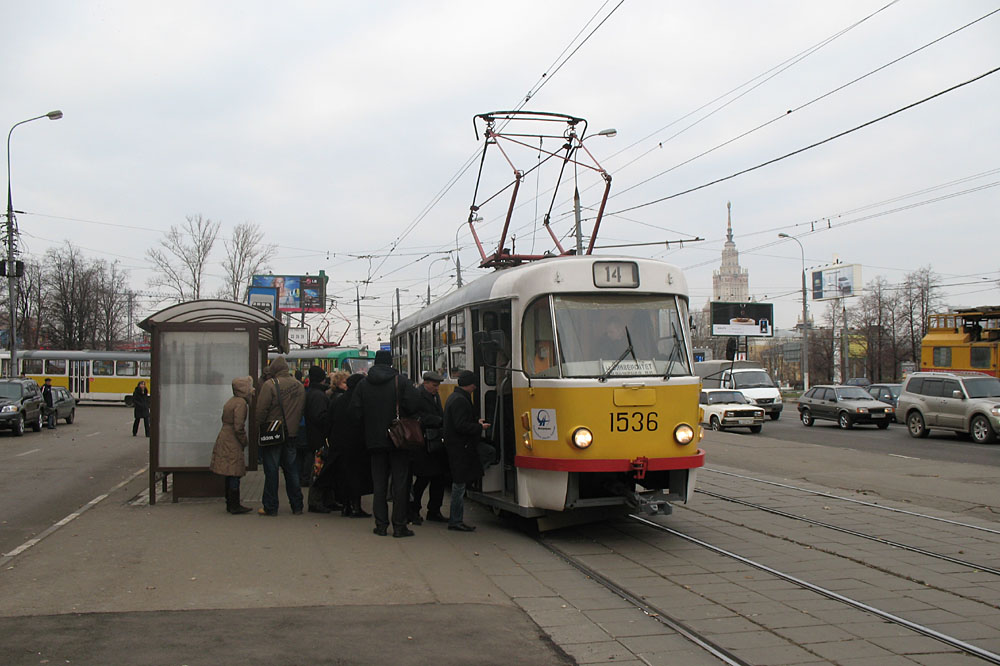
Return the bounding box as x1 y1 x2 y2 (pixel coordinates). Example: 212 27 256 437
45 359 67 375
433 318 448 376
395 335 409 377
970 347 991 369
419 324 432 377
139 361 152 377
117 360 138 377
449 312 466 372
22 359 44 375
93 360 115 376
523 297 557 377
932 347 951 367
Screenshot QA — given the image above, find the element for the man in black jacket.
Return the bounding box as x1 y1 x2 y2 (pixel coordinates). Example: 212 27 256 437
410 371 448 523
443 370 490 532
350 350 419 537
42 378 56 430
305 365 338 512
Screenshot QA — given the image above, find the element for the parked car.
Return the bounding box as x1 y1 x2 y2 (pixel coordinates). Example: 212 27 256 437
798 384 894 429
845 377 871 387
699 389 765 433
50 386 76 424
867 383 902 421
0 378 45 436
896 371 1000 444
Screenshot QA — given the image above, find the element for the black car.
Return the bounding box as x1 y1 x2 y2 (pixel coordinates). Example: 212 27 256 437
50 386 77 424
0 378 45 436
798 384 894 429
867 383 901 421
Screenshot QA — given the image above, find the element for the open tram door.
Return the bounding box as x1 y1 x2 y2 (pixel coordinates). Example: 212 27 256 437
470 306 516 501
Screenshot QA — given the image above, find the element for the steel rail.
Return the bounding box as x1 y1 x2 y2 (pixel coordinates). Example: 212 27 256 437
630 514 1000 665
704 467 1000 535
696 489 1000 577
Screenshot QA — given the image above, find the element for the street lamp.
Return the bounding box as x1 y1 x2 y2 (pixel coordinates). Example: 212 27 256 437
574 128 616 253
6 110 63 377
426 255 452 306
778 233 809 390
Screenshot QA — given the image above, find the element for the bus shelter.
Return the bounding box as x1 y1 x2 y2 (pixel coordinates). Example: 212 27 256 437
139 300 288 504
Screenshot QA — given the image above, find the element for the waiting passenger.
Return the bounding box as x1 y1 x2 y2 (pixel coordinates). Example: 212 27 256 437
132 380 150 437
209 376 255 514
256 356 306 516
331 373 371 517
410 371 448 524
443 370 491 532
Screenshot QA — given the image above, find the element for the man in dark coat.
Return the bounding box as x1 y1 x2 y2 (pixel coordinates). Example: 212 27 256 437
304 365 337 511
255 355 306 516
443 370 490 532
329 373 371 517
350 350 419 537
409 371 448 523
42 378 56 429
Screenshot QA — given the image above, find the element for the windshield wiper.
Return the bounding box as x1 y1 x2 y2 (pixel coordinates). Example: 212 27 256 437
662 322 684 380
599 326 637 382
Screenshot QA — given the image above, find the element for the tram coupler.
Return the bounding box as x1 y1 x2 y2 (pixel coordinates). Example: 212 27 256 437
626 490 673 516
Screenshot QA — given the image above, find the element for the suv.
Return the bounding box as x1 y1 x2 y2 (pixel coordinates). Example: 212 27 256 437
896 372 1000 444
798 384 894 429
0 378 45 436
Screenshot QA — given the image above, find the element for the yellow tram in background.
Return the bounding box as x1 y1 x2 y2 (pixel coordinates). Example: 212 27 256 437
921 307 1000 377
2 349 151 404
392 255 704 527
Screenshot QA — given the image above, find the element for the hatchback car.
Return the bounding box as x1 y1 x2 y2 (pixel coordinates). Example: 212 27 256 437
798 384 894 429
867 383 902 421
699 389 765 433
0 378 45 436
50 386 76 424
896 372 1000 444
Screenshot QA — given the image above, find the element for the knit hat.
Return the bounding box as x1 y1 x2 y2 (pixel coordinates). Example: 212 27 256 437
374 350 392 366
308 365 326 386
456 370 478 387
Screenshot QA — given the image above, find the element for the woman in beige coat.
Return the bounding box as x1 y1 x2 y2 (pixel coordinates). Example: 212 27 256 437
210 376 255 514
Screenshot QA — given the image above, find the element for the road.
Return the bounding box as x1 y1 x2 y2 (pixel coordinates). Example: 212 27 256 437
0 405 147 556
749 406 1000 467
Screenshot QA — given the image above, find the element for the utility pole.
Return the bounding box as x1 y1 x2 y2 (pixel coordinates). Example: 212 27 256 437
574 187 583 254
356 284 362 346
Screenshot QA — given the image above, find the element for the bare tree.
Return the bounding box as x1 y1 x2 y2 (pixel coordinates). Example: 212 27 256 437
218 222 275 301
14 260 44 349
94 260 132 350
146 215 221 301
42 243 100 349
899 266 940 363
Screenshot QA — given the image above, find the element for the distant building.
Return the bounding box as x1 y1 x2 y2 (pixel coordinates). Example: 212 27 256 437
712 201 749 302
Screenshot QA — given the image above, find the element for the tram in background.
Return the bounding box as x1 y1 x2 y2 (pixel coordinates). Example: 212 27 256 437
392 255 705 529
271 346 377 376
1 349 151 405
921 307 1000 377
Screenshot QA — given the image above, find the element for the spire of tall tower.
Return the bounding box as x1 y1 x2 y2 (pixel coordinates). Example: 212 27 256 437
726 201 733 242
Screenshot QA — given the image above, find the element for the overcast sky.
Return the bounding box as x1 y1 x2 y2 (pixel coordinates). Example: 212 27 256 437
3 1 998 347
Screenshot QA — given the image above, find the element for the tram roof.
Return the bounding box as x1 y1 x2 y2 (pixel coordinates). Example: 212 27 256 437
138 299 288 353
18 350 151 360
394 255 688 333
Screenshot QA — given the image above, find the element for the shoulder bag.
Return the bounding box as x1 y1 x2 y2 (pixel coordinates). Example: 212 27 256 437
259 378 288 446
388 377 425 451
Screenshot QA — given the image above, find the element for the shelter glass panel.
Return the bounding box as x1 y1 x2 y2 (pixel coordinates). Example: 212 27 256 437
158 331 250 467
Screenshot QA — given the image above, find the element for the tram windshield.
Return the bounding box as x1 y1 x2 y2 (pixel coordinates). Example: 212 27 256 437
525 294 690 378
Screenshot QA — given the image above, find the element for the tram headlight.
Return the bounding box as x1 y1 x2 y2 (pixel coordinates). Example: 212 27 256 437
571 427 593 449
674 423 695 445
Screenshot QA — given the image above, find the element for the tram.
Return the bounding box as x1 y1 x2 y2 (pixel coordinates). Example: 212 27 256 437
921 307 1000 376
3 349 151 404
270 347 377 376
392 255 705 527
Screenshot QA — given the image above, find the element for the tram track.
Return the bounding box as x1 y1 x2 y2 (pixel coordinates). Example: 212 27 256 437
694 488 1000 577
703 467 1000 535
627 514 1000 665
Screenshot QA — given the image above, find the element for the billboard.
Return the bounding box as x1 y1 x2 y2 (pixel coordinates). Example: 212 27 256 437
247 286 277 318
251 275 327 313
710 302 774 337
811 263 861 301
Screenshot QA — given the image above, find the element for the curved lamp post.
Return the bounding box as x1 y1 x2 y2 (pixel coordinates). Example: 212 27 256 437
778 233 809 390
6 110 62 377
426 255 453 306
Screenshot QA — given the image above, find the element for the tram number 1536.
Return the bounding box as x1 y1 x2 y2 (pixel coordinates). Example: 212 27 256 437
610 411 658 432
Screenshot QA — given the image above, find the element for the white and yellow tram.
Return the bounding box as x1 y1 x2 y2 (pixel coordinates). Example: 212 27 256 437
392 255 705 527
2 349 151 404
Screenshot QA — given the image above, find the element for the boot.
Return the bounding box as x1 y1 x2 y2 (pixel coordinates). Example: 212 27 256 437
227 488 252 514
350 498 371 518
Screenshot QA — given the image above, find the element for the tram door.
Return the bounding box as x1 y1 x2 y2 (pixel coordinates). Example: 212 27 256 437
69 360 89 399
473 305 513 497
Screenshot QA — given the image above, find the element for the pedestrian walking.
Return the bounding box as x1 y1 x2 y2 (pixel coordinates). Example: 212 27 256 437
350 350 419 537
42 378 57 429
410 371 448 524
209 376 255 514
443 370 491 532
132 380 150 437
255 356 306 516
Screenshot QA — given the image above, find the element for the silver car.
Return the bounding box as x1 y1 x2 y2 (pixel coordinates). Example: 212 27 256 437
896 372 1000 444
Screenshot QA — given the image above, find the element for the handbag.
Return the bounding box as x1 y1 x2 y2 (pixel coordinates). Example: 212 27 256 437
258 378 288 446
388 377 425 451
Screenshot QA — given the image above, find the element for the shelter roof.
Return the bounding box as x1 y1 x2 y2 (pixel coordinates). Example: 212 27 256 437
138 299 288 353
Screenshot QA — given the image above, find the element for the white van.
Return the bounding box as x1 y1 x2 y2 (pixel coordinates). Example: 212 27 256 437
694 360 783 420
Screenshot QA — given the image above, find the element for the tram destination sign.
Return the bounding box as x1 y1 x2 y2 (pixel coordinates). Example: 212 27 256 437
251 274 327 313
710 302 774 337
